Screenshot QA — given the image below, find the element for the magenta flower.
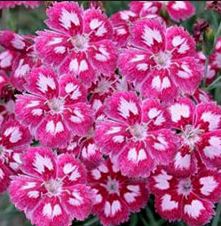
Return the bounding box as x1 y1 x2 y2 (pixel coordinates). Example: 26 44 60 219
118 18 203 102
88 159 148 225
0 119 31 192
35 1 117 85
95 91 178 177
150 165 221 225
9 147 94 226
130 1 195 22
167 97 221 176
15 66 94 148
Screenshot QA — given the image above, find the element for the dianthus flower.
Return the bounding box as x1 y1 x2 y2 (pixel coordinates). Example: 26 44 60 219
167 97 221 176
15 66 93 148
130 1 195 22
88 159 148 225
0 119 31 192
95 91 178 177
150 165 221 225
35 1 117 85
0 31 41 91
119 18 203 102
9 147 94 226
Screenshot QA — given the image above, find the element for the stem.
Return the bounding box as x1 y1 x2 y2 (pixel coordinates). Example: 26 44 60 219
214 22 221 45
83 217 98 226
205 75 221 90
212 202 221 226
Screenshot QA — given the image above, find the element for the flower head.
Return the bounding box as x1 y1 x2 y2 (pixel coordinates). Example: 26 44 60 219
35 1 117 85
88 159 148 225
150 165 221 225
95 91 178 177
15 66 94 148
9 147 94 226
119 18 203 102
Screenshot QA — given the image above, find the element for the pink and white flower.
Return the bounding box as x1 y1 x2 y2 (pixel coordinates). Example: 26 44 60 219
88 159 148 226
110 2 162 47
15 67 94 148
9 147 94 226
118 18 203 102
167 97 221 176
95 91 178 177
35 1 117 85
130 1 195 22
0 119 31 192
150 166 221 225
0 31 42 91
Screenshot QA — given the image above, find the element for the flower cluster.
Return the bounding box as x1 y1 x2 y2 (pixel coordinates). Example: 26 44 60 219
0 1 221 226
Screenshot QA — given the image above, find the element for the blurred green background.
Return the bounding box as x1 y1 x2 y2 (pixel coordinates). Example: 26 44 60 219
0 1 221 226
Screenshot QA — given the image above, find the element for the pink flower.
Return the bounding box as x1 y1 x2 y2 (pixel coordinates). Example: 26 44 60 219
110 1 162 47
35 1 117 85
167 97 221 176
9 147 94 226
130 1 195 22
150 165 221 225
88 159 148 225
0 31 41 91
15 66 94 148
0 1 40 9
95 91 178 177
118 18 203 102
0 119 31 192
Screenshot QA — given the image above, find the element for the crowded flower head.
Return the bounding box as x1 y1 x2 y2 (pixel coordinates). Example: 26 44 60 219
0 1 221 226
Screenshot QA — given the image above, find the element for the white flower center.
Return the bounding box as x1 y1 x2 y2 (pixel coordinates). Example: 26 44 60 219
154 51 172 69
44 179 63 196
181 125 202 150
47 98 64 113
104 177 120 195
129 123 147 141
71 34 89 52
177 178 192 197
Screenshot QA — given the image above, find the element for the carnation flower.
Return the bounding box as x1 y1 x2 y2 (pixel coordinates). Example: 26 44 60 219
35 1 117 85
118 18 203 102
9 147 94 226
0 31 41 91
150 165 221 225
167 97 221 176
130 1 195 22
15 66 94 148
0 119 31 192
110 2 162 47
95 91 178 177
88 159 148 225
